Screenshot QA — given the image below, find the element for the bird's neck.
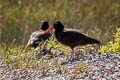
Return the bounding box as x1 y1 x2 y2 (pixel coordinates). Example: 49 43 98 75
55 30 63 37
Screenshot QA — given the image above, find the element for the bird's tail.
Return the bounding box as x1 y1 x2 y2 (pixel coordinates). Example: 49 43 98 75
87 37 101 44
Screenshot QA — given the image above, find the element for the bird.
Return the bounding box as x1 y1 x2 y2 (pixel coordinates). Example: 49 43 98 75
26 21 52 48
45 21 100 60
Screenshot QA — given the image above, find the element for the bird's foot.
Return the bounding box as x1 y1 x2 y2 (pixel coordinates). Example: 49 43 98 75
68 56 77 63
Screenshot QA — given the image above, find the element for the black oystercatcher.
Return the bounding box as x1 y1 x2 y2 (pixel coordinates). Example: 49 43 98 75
44 21 100 59
26 21 52 48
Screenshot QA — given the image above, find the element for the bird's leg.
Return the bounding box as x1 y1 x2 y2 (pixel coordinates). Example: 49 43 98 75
69 48 74 61
40 39 47 51
43 41 47 51
38 42 43 50
45 39 49 50
72 48 75 58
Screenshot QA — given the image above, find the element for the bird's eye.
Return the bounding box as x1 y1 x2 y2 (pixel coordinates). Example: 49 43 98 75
54 22 57 25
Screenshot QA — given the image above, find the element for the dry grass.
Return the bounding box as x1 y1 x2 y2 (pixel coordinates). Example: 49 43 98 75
0 0 120 45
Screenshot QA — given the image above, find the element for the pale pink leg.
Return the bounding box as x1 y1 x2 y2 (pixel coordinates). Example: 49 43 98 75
70 48 74 61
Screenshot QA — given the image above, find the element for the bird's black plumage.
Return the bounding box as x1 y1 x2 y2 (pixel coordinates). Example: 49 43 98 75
26 21 51 48
53 21 100 48
52 21 100 59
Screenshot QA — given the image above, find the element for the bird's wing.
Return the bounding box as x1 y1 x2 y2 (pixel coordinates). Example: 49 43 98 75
58 31 89 45
30 30 42 38
64 28 89 36
64 28 81 32
59 31 88 40
27 30 42 45
59 31 100 45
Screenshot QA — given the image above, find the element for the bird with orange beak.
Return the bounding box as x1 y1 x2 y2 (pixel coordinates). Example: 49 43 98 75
26 21 54 48
43 21 100 61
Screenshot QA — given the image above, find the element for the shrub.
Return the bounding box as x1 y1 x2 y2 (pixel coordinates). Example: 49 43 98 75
99 28 120 53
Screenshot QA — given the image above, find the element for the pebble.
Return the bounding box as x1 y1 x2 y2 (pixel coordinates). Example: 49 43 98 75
0 52 120 80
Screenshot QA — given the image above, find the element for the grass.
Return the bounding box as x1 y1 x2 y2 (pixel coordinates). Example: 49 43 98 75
0 0 120 45
0 43 37 69
0 34 99 66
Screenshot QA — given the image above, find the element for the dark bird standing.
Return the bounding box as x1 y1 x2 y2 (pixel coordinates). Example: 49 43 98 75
46 21 100 59
26 21 51 48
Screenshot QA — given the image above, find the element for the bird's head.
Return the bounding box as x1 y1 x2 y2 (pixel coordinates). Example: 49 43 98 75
41 21 49 31
53 21 64 32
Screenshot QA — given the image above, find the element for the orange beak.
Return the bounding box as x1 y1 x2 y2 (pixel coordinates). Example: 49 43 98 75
51 26 55 32
42 27 52 34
